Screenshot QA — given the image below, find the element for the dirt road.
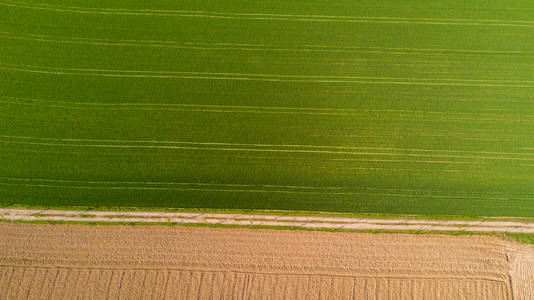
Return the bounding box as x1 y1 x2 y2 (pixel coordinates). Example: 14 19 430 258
1 208 534 234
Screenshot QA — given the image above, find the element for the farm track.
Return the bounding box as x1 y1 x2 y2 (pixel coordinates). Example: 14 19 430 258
2 208 534 234
0 223 533 299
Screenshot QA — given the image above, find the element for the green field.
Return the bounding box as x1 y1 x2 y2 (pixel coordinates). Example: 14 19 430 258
2 0 534 217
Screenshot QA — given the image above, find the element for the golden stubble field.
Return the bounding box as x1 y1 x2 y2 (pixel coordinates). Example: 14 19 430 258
0 223 532 299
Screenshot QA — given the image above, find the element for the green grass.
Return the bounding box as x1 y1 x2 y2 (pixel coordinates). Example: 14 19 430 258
1 0 534 217
507 233 534 244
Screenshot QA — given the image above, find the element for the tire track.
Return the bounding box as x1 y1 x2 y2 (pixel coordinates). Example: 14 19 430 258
2 0 534 27
1 31 530 56
2 137 534 162
0 95 515 121
3 63 534 87
2 180 531 201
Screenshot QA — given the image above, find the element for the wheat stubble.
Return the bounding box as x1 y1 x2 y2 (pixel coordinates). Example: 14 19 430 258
0 223 532 299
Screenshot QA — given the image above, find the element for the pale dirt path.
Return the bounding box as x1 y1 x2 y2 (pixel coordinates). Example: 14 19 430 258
1 223 532 299
1 208 534 233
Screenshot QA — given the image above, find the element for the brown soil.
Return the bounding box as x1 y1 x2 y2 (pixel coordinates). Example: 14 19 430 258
0 223 532 299
510 245 534 300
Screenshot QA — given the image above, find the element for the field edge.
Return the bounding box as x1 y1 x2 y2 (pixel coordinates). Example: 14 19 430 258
2 214 533 245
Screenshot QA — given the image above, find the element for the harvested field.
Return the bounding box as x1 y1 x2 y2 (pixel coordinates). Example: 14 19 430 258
0 223 532 299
